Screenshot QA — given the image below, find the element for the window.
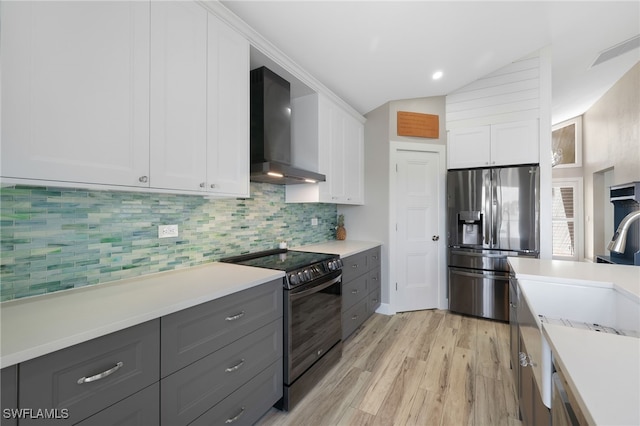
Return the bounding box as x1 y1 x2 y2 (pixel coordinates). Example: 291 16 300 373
552 178 583 260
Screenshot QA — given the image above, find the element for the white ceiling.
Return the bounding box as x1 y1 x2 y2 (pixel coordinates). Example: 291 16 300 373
221 1 640 124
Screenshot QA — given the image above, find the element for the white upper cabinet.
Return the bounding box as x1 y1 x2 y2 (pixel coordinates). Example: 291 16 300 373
1 1 151 187
1 1 250 197
447 126 491 169
490 120 539 166
150 2 208 192
447 119 539 169
286 94 364 205
206 14 250 197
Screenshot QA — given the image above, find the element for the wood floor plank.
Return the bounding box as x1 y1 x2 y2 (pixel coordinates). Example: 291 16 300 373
337 407 376 426
475 374 509 426
440 347 475 426
419 326 457 394
476 318 502 380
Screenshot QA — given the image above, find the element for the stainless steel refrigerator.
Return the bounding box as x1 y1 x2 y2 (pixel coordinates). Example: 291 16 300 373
447 165 539 321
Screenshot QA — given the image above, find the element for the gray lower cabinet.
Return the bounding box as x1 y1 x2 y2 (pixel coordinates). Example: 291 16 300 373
1 365 17 426
161 278 282 377
341 246 381 340
75 383 159 426
160 278 283 426
19 320 160 426
160 319 282 425
9 278 283 426
190 360 282 426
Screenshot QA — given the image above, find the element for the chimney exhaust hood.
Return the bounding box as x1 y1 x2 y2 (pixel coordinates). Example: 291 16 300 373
250 66 325 185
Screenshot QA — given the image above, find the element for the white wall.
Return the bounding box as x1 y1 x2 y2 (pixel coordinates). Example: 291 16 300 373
582 62 640 260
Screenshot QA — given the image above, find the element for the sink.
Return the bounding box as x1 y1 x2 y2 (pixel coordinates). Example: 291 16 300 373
519 280 640 336
517 279 640 409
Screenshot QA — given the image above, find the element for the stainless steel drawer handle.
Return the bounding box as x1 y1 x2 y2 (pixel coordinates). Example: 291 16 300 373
372 299 378 303
352 264 358 268
225 359 245 373
225 407 245 424
351 289 359 294
351 315 358 320
519 352 536 368
77 361 124 384
225 311 245 321
372 276 378 281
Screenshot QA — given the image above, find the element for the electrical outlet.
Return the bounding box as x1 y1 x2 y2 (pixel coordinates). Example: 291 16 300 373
158 224 179 238
311 218 318 226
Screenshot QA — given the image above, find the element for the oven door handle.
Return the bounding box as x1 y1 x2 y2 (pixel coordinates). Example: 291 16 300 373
290 275 342 300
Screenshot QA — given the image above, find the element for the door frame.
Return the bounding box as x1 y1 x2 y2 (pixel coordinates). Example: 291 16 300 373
388 141 447 314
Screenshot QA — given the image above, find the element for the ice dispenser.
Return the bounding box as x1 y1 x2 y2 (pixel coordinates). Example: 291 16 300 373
458 211 482 245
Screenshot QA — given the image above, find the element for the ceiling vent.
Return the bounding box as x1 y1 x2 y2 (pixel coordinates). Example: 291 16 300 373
591 35 640 68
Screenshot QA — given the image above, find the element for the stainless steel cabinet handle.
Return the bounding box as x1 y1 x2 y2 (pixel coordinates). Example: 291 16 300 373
352 264 358 268
210 183 216 189
351 315 358 320
351 289 359 294
225 407 245 424
372 276 378 281
77 362 123 384
519 352 535 367
225 359 245 373
138 176 148 183
199 182 205 188
225 311 245 321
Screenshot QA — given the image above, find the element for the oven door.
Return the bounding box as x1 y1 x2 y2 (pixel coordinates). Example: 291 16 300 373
284 271 342 385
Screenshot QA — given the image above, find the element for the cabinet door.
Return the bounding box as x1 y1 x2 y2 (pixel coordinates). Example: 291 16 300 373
328 106 348 201
1 366 17 426
1 1 150 187
206 14 250 197
491 119 539 166
75 383 159 426
150 1 208 191
19 320 159 426
447 126 491 169
343 114 365 204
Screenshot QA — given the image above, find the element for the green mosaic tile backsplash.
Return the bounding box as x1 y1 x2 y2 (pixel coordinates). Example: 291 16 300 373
0 183 337 301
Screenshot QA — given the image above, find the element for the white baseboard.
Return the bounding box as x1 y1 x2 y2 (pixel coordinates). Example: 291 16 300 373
375 303 395 316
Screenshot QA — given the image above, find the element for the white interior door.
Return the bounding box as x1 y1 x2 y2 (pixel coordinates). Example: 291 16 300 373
394 149 442 312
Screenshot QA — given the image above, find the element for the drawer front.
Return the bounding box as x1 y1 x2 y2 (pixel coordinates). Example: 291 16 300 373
161 319 282 426
368 267 381 292
341 252 368 282
19 320 159 426
75 383 159 426
367 246 381 270
190 360 282 426
1 366 18 426
368 287 381 316
342 298 368 340
161 279 282 376
342 274 368 312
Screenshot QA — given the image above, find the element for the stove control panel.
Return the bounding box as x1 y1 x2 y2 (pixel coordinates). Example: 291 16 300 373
286 258 342 289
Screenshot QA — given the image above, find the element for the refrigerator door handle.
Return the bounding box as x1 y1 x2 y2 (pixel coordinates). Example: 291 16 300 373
450 250 509 258
491 169 499 247
484 171 492 246
449 268 508 280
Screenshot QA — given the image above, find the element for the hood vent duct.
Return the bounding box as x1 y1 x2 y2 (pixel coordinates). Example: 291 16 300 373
249 66 325 185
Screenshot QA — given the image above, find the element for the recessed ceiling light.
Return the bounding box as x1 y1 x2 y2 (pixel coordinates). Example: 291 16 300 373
432 70 443 80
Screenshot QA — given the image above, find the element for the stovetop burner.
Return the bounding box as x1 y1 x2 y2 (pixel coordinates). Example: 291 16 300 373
221 249 342 289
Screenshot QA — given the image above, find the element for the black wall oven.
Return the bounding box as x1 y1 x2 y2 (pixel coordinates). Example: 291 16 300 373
222 249 343 411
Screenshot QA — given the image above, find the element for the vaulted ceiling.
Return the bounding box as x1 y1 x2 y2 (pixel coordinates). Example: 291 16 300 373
221 1 640 124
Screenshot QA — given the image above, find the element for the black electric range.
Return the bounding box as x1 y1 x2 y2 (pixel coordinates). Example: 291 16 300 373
221 249 342 289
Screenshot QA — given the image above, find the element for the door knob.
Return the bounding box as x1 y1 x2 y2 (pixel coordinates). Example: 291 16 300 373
432 235 440 241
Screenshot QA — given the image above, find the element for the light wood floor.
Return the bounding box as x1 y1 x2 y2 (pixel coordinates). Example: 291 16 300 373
257 309 522 426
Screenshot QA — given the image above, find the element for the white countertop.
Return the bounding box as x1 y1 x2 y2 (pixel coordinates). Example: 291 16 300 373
508 257 640 299
509 257 640 425
543 324 640 426
294 240 381 258
0 262 284 368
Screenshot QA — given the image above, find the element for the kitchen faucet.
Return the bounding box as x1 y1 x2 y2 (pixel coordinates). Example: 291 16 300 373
607 209 640 254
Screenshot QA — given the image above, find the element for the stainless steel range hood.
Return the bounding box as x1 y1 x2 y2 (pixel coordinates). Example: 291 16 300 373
250 66 325 185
